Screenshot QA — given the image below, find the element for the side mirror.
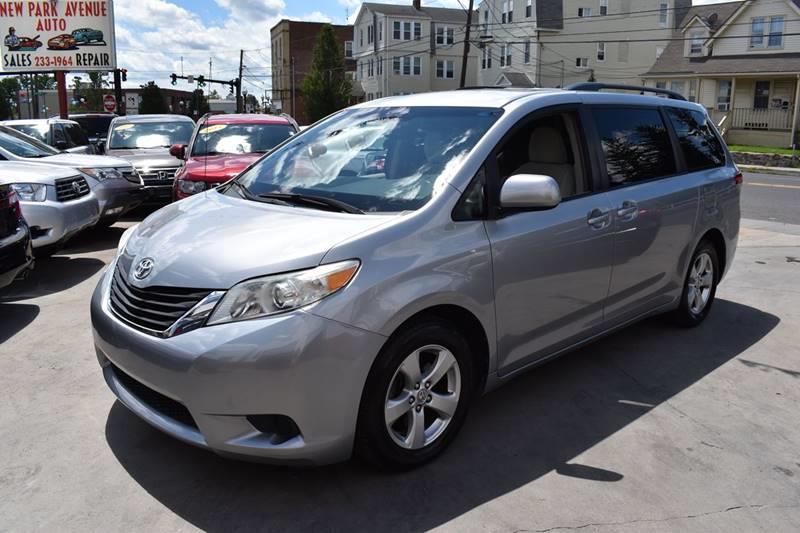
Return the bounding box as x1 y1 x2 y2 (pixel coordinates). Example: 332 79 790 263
500 174 561 210
96 140 105 154
54 140 68 151
169 143 187 160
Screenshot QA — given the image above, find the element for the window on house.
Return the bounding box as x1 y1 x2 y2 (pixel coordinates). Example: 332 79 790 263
508 1 513 22
578 7 592 17
403 21 412 40
393 21 401 40
600 0 608 16
436 59 455 79
393 56 401 74
618 41 629 62
500 44 511 67
597 42 605 61
413 56 421 75
369 58 375 77
768 16 784 47
665 108 725 171
524 41 531 63
655 81 667 90
403 56 411 75
656 46 664 59
414 22 421 40
436 25 454 45
526 0 532 18
659 3 668 27
368 25 373 44
754 81 770 109
593 107 677 185
750 17 765 47
690 33 703 55
482 46 492 69
359 28 363 47
345 41 353 58
501 0 507 23
717 80 732 111
670 80 685 96
576 57 588 69
688 79 698 102
378 21 383 41
377 56 383 75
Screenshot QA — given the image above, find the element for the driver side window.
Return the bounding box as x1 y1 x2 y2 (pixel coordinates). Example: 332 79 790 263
495 111 590 200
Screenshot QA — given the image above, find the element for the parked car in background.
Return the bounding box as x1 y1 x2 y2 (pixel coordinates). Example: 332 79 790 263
0 183 34 290
92 86 740 468
2 118 95 154
0 125 143 226
171 114 298 200
70 113 117 150
105 115 195 202
1 162 99 254
71 28 104 44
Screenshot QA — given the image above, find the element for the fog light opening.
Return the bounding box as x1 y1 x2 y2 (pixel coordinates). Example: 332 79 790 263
246 415 301 445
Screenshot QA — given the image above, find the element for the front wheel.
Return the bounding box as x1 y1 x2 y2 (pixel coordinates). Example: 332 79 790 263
355 321 475 470
673 240 719 327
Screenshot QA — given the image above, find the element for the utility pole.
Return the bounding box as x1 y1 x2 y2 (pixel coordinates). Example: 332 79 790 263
459 0 474 88
32 74 39 119
208 57 213 98
113 68 123 115
291 56 296 118
237 49 244 113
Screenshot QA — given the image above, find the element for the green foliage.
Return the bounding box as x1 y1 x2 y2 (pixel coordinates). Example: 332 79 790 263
188 89 209 117
728 145 798 156
138 81 168 114
0 77 20 119
245 93 259 112
301 24 351 123
70 72 111 112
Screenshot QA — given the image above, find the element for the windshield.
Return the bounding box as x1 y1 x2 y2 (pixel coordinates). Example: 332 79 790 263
108 121 194 149
235 106 501 213
191 122 295 157
72 116 114 138
0 126 59 157
8 124 48 143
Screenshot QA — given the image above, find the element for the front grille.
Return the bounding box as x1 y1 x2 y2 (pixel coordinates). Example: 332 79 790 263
55 176 90 202
139 167 178 187
109 262 211 334
122 169 141 185
110 363 197 429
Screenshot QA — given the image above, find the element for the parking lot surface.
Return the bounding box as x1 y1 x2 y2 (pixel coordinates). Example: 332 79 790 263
1 208 800 532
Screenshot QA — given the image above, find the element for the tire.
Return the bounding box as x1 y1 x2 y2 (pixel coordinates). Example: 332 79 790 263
355 320 475 470
673 240 719 327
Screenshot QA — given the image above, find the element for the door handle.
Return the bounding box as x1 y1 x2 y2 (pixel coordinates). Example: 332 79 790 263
616 200 639 221
587 208 611 229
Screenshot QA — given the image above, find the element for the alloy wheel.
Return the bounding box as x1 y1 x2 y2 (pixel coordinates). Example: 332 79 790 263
687 252 714 315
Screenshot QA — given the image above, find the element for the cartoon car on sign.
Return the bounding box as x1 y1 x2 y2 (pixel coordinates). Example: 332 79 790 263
71 28 104 44
7 34 43 51
47 34 77 50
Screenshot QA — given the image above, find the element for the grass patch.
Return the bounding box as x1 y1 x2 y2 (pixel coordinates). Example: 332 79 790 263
728 145 798 156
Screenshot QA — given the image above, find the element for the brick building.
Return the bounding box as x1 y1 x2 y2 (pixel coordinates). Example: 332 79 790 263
270 20 356 125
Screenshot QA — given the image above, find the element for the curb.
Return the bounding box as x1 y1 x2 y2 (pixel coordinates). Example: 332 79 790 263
739 164 800 177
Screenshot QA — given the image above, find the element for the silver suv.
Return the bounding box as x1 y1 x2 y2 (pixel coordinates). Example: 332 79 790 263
91 85 741 468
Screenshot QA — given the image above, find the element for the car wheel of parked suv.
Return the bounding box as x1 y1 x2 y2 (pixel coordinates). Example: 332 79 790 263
355 320 475 470
673 240 719 327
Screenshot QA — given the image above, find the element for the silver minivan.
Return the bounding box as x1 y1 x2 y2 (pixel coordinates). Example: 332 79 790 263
91 86 741 468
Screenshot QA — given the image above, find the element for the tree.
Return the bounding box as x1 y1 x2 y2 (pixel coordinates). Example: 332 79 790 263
0 77 20 119
301 24 351 123
245 93 259 113
138 81 168 114
208 89 221 100
188 88 209 117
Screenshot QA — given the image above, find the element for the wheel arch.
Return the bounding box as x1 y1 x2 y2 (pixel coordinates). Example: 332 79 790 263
699 227 727 278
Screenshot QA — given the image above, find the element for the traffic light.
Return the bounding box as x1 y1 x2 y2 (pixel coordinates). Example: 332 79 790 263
197 75 205 87
121 68 128 82
170 73 178 86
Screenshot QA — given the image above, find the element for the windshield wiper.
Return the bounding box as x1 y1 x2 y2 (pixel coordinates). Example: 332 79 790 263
257 192 363 214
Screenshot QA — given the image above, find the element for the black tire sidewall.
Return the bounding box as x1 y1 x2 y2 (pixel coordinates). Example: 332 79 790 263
355 320 475 470
677 241 719 327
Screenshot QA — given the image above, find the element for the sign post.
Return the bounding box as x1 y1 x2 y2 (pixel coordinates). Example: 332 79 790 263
0 1 117 117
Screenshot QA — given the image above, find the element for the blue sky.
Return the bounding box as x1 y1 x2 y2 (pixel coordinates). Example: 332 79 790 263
115 0 731 94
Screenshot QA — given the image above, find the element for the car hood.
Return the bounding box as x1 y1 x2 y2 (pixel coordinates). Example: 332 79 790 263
105 148 181 170
0 161 81 184
122 190 395 289
35 153 133 169
182 153 262 182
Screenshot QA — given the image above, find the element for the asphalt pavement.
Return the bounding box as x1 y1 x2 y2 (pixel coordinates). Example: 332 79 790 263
1 178 799 532
741 171 800 226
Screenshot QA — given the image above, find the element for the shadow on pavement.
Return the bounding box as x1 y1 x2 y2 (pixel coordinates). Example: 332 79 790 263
1 256 104 302
104 299 779 532
58 225 129 255
0 303 39 343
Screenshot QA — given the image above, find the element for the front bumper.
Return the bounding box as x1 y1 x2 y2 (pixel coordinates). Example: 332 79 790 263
21 193 100 248
0 221 33 289
90 266 386 465
94 181 144 222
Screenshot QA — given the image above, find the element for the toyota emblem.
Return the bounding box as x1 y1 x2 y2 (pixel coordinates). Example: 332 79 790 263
133 258 155 280
72 181 81 194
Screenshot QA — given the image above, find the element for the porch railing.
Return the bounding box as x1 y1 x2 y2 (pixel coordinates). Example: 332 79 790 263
729 107 794 131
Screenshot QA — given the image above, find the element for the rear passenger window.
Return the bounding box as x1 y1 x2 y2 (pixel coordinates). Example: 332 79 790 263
665 108 725 171
593 108 676 186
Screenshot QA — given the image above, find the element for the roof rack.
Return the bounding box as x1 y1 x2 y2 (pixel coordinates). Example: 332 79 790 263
565 82 687 101
456 85 511 90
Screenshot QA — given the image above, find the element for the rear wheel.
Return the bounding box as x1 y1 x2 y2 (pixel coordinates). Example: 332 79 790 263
355 321 475 470
673 240 719 327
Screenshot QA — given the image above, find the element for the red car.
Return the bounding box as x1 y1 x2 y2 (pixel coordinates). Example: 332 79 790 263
171 114 298 200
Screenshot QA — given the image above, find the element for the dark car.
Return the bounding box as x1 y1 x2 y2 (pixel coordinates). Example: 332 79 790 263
70 113 117 149
0 184 33 290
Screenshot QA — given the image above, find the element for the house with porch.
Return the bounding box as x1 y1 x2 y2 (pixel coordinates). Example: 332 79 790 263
642 0 800 148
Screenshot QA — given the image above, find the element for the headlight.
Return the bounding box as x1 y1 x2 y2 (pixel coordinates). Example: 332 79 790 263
80 167 123 181
178 179 207 195
10 183 47 202
207 260 360 325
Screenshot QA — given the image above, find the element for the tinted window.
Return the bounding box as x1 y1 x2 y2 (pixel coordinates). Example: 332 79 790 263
71 116 115 138
53 124 67 145
593 108 676 186
64 123 89 146
665 108 725 171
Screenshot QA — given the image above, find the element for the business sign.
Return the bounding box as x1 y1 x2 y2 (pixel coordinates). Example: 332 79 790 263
0 1 116 72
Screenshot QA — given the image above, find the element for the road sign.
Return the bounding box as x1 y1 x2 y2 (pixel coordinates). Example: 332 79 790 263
103 94 116 113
